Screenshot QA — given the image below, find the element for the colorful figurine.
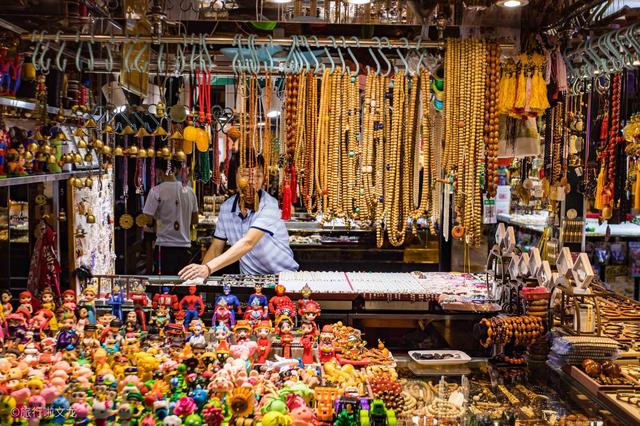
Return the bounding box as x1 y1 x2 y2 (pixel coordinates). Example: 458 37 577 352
180 286 205 327
268 284 293 316
128 282 149 331
216 284 242 319
318 326 335 363
298 299 321 337
1 290 12 315
300 320 315 365
62 289 77 313
275 315 294 359
149 304 170 331
255 320 273 364
55 311 79 351
233 320 252 345
108 285 124 321
213 323 231 353
80 286 97 325
152 286 179 310
18 291 34 316
40 288 58 331
244 298 266 329
247 282 268 319
296 284 312 317
188 322 207 349
212 298 233 328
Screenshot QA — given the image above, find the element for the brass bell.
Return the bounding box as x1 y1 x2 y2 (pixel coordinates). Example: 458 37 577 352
47 154 57 164
160 146 171 159
74 153 83 163
137 148 147 158
85 177 93 188
154 126 168 137
94 139 104 150
146 147 155 158
27 142 39 153
155 102 166 117
135 127 150 138
73 128 85 138
103 123 115 134
73 177 84 188
128 145 138 157
113 146 124 156
86 213 96 224
169 130 184 141
24 151 33 161
33 131 46 141
102 145 113 156
174 150 187 162
84 118 98 129
120 125 135 136
84 153 93 162
77 139 87 149
40 144 51 155
68 177 77 187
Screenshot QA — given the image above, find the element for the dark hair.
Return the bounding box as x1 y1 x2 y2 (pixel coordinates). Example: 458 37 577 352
154 158 182 171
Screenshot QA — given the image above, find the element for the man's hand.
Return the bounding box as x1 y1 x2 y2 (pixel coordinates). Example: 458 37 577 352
179 264 210 281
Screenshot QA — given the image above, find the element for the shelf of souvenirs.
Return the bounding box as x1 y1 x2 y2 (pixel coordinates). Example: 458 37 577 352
498 212 640 238
0 168 99 187
89 271 500 312
0 96 78 118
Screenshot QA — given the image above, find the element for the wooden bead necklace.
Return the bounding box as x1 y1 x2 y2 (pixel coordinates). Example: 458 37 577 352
484 42 500 198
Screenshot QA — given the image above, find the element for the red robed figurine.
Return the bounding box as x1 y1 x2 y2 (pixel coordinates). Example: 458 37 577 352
255 320 273 364
276 314 294 359
300 320 316 365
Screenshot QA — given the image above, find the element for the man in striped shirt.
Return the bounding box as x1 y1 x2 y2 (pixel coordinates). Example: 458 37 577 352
179 153 298 279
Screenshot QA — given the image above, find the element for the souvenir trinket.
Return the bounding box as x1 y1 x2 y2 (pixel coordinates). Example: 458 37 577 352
255 320 273 364
180 286 205 327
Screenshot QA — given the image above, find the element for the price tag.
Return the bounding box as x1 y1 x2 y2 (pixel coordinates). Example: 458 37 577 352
483 196 497 224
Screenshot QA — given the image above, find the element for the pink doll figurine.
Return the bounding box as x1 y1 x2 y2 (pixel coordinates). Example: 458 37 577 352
62 290 77 313
27 395 46 426
92 399 115 426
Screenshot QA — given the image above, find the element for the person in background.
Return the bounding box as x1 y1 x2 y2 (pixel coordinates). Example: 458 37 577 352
143 159 198 275
179 152 298 279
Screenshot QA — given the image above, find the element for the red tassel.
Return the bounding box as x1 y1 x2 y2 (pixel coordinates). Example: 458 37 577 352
282 179 292 220
290 164 298 204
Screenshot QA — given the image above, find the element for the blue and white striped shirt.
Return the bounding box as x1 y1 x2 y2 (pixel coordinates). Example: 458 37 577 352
213 191 299 275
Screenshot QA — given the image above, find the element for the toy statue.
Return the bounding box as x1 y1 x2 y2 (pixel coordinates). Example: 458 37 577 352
296 284 312 316
268 284 293 316
180 286 205 327
233 320 252 345
62 289 77 313
318 325 336 363
18 290 34 316
255 320 273 364
276 314 294 359
80 286 97 325
300 320 316 365
40 288 58 331
152 286 179 310
128 283 149 331
108 285 124 321
247 282 268 319
213 323 231 353
187 322 207 350
243 298 266 329
56 311 79 351
298 299 321 337
275 300 297 322
212 298 233 329
1 290 12 316
215 284 242 320
149 305 170 331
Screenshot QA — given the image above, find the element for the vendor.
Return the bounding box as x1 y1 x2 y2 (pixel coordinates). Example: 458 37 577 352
143 159 199 275
179 152 298 279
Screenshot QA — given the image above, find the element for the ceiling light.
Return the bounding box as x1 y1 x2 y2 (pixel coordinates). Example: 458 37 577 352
347 0 371 4
496 0 528 7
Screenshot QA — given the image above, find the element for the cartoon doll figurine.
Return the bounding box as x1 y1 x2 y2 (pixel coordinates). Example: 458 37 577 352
212 323 231 352
180 286 205 327
298 299 321 337
128 282 149 331
232 320 252 345
215 284 242 320
56 311 79 351
1 290 13 315
299 320 316 365
212 298 233 329
247 282 268 319
296 284 312 316
275 300 297 323
149 304 170 332
80 286 97 325
40 288 58 331
152 286 179 310
318 325 335 363
275 314 294 359
268 284 293 316
243 298 266 329
187 322 207 349
255 320 273 364
107 285 124 321
18 291 34 315
62 289 77 313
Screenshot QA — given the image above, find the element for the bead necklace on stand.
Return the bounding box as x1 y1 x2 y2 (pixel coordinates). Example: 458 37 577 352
282 73 299 220
262 74 273 189
484 42 500 198
302 71 319 215
315 68 332 216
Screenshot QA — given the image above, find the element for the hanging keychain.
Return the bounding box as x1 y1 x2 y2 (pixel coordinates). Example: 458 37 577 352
119 125 135 230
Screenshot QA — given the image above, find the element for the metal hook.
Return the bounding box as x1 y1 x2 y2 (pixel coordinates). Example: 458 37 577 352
248 34 259 74
39 37 51 73
301 36 319 74
284 35 298 74
32 31 45 71
189 34 199 73
297 36 310 72
201 34 214 71
625 24 640 57
613 28 635 69
367 38 381 75
104 40 114 73
86 33 95 72
55 31 67 72
601 32 623 71
266 35 275 72
176 36 187 75
378 37 392 77
396 37 410 74
75 31 84 72
231 34 242 74
157 43 165 76
338 36 349 74
347 36 360 75
310 35 325 73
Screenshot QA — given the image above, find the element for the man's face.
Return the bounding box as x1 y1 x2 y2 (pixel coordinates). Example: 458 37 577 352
237 167 264 191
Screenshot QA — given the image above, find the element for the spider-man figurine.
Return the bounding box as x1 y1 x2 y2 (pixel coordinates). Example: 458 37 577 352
180 286 205 327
